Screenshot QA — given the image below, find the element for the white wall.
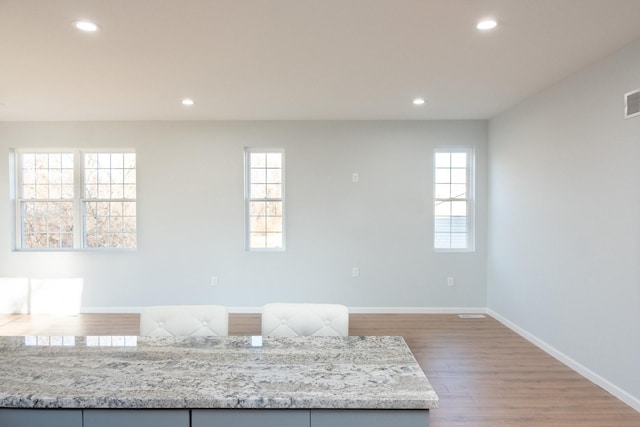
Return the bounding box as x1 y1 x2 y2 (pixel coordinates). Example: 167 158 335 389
488 39 640 404
0 120 487 310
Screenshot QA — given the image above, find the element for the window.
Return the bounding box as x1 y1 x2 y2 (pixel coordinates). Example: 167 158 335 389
17 152 75 249
434 148 474 251
82 152 137 248
245 148 284 250
14 150 136 250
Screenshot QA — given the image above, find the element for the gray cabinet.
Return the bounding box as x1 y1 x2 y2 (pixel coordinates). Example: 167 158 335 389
0 408 429 426
192 409 309 427
311 410 429 427
0 409 82 427
83 409 189 427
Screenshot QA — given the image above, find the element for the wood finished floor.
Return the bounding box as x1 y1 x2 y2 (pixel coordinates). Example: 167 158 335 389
1 313 638 426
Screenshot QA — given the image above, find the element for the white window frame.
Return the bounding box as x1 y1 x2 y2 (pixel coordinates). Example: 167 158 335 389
244 148 285 251
12 148 136 251
433 147 475 252
81 149 137 250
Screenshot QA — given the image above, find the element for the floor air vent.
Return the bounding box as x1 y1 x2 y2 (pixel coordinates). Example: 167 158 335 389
625 89 640 119
458 314 486 319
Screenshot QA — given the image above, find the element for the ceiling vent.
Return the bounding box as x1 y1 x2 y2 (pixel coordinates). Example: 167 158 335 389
625 89 640 119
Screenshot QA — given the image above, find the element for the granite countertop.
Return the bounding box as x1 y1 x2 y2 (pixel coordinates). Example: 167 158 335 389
0 335 438 410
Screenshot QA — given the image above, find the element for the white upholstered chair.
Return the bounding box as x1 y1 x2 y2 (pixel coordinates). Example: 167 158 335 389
261 303 349 337
139 305 229 336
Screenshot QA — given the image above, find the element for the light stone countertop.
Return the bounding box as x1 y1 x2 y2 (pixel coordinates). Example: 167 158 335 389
0 335 439 410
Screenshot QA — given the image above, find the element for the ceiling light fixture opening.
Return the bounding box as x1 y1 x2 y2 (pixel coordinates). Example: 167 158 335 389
181 98 195 106
413 98 425 106
73 20 100 32
476 19 498 30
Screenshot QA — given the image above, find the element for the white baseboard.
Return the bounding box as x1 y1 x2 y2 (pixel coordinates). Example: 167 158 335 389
81 307 142 314
81 306 489 315
347 306 488 314
488 308 640 413
80 306 265 314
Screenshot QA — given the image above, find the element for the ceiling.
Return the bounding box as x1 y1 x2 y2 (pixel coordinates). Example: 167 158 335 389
2 0 640 121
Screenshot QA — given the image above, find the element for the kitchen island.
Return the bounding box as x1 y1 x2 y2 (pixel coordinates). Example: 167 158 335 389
0 335 438 426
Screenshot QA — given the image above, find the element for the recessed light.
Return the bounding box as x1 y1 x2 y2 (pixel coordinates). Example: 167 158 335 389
476 19 498 30
413 98 425 105
181 98 195 106
73 20 100 32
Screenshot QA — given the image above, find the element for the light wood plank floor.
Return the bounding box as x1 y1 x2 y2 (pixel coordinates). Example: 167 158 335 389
1 313 638 426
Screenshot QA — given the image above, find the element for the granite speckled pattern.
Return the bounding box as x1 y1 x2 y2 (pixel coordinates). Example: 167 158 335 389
0 335 438 410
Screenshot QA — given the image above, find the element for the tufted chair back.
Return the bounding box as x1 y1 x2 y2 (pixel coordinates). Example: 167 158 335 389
261 303 349 337
139 305 229 336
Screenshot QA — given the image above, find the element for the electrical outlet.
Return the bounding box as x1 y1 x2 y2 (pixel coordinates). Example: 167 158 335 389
447 276 455 287
211 276 218 287
352 267 360 277
352 173 360 183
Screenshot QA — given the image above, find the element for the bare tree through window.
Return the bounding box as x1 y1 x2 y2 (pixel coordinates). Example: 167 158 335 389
246 149 284 250
83 153 136 248
15 150 136 250
19 152 75 249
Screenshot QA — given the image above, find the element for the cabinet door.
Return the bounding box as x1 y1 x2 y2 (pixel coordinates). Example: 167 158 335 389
192 409 310 427
0 409 82 427
311 409 429 427
83 409 189 427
